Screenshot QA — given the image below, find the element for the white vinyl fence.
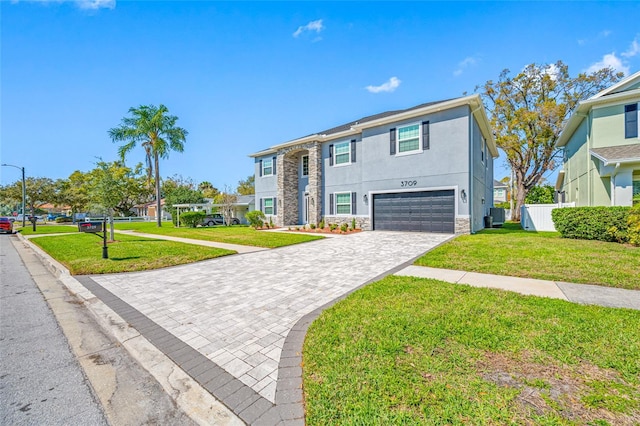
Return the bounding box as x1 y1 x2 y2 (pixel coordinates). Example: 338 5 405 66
520 203 575 232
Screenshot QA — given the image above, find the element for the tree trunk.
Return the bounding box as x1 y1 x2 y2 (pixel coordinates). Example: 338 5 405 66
109 209 115 242
154 152 162 227
512 181 528 222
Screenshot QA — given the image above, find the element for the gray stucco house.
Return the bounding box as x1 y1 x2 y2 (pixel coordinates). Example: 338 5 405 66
250 94 498 234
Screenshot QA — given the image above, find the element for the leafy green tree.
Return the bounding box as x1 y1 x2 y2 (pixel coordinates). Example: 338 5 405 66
55 171 91 222
108 104 188 227
479 61 622 221
163 176 205 226
0 177 56 219
198 181 220 199
525 185 555 204
236 175 255 195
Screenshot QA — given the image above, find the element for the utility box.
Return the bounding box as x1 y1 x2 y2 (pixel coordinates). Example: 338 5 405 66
78 221 103 233
489 208 505 227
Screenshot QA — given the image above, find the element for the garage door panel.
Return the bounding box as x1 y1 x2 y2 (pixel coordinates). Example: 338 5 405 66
373 190 455 233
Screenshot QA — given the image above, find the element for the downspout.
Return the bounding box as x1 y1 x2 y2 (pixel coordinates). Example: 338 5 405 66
611 162 621 206
469 104 483 232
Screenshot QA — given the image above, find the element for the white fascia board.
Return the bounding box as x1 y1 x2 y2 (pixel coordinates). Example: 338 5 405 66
590 70 640 99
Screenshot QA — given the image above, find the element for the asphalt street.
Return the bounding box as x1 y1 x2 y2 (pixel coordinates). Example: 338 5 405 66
0 235 107 425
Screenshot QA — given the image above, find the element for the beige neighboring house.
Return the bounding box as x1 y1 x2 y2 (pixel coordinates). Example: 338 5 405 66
556 70 640 206
493 179 509 204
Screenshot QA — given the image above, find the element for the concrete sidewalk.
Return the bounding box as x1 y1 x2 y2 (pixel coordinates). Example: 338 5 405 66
395 265 640 310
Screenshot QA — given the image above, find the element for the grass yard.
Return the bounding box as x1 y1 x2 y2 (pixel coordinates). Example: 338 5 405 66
303 275 640 425
113 221 324 248
29 233 235 274
18 224 78 235
415 222 640 290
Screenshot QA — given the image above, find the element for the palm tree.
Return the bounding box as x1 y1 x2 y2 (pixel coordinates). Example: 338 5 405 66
108 104 188 227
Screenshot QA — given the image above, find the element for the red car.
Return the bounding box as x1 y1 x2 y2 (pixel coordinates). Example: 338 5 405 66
0 217 14 234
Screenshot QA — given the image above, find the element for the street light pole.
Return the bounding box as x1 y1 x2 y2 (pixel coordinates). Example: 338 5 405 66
1 163 26 227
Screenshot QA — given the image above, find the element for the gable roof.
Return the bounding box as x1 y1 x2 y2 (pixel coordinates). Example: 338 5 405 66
493 179 508 189
557 70 640 147
590 143 640 165
250 94 498 157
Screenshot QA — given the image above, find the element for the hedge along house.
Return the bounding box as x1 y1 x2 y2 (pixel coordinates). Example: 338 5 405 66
250 94 498 234
556 70 640 206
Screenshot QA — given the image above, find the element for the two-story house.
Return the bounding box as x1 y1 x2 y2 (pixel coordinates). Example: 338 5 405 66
556 70 640 206
250 94 497 234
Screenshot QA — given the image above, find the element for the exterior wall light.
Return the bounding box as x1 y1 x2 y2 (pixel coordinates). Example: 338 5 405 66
363 194 368 204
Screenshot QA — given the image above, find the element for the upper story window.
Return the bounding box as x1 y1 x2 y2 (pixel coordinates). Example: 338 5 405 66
625 103 638 139
302 155 309 176
334 141 351 165
398 124 420 153
262 158 273 176
481 137 486 163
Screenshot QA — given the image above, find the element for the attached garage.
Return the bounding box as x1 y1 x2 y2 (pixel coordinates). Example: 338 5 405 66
372 190 455 233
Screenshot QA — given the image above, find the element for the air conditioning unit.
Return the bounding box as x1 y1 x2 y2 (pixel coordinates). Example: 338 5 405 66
489 208 505 227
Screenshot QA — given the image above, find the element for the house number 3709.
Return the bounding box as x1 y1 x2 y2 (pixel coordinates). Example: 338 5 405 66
401 180 417 187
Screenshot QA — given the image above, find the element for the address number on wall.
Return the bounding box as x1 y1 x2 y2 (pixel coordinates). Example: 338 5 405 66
400 180 418 187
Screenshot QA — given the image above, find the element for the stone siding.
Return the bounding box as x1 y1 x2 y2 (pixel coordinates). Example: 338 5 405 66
322 216 371 231
455 217 471 234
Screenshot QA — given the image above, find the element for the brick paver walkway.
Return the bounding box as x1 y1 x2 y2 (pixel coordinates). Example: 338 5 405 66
88 231 452 405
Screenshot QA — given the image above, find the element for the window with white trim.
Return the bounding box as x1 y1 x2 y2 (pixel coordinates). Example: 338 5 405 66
633 175 640 205
334 142 350 165
335 192 352 215
302 155 309 176
262 158 273 176
397 123 420 153
263 197 274 215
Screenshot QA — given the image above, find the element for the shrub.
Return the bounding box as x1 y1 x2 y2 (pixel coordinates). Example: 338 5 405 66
310 223 316 230
552 206 630 242
351 217 357 230
179 211 205 228
329 223 338 231
269 217 274 228
245 211 266 229
318 219 325 230
340 223 348 232
494 201 511 209
55 216 73 223
628 204 640 246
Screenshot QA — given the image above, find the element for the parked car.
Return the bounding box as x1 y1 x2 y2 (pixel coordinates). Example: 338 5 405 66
201 213 240 226
0 217 14 234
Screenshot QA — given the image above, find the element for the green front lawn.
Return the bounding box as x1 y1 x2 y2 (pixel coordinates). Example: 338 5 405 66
303 275 640 425
415 222 640 290
18 224 78 235
29 233 235 274
114 222 323 248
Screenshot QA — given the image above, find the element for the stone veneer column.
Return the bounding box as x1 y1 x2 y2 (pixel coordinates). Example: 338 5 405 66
277 154 299 226
307 142 322 225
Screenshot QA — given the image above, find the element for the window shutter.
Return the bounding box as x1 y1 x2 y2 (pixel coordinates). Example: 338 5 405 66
351 192 357 215
329 144 334 166
329 193 334 215
422 121 430 150
259 198 263 212
390 128 396 155
272 157 277 175
351 139 356 163
273 197 277 215
259 160 263 177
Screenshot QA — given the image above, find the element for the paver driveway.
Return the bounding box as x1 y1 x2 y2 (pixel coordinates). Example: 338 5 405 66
89 231 452 402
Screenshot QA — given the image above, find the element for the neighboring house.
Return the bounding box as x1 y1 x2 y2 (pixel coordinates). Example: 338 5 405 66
209 195 255 225
250 94 497 234
133 199 171 220
493 180 509 204
556 70 640 206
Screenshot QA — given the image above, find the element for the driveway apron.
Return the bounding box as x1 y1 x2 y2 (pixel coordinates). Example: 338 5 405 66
87 231 451 403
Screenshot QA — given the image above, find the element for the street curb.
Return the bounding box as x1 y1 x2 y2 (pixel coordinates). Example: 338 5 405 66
15 232 243 426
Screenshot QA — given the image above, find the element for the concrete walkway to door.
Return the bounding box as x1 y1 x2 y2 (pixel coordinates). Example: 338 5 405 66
84 231 453 420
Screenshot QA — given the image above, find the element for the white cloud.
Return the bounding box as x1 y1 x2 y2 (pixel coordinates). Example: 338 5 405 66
622 37 639 58
365 76 401 94
586 52 630 76
76 0 115 9
453 56 477 77
599 30 612 38
544 63 560 80
293 19 324 38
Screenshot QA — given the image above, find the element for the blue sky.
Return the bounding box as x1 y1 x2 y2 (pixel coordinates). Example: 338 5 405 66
2 1 639 189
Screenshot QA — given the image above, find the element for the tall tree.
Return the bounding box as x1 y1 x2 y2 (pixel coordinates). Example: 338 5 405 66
108 104 188 227
0 177 56 218
479 61 622 221
236 175 254 195
163 176 205 226
198 181 220 199
55 171 91 222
